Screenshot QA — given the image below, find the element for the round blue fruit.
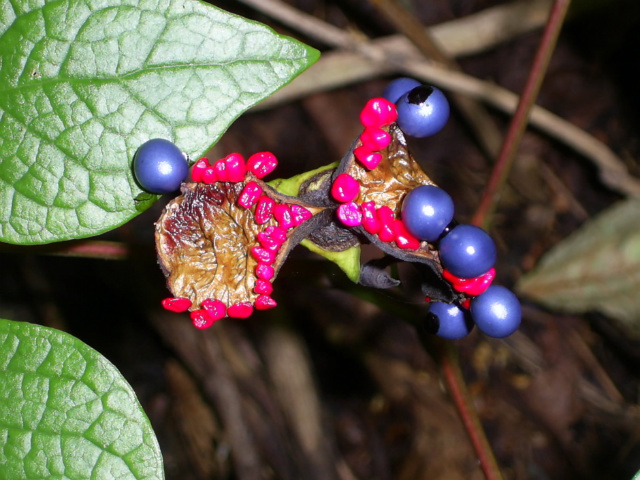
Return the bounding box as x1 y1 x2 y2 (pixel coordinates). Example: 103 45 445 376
396 85 450 138
439 224 497 278
401 185 455 242
425 302 474 340
382 77 422 103
470 286 521 338
134 138 188 194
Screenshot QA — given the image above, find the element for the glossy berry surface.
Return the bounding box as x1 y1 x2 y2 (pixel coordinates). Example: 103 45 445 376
425 302 474 340
134 138 188 194
470 286 521 338
382 77 422 103
396 85 450 138
439 224 497 279
401 185 454 242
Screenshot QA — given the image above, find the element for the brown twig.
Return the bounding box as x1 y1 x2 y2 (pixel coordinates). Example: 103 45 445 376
472 0 573 228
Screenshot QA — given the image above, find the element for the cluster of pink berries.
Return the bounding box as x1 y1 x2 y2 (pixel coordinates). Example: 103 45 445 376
160 151 313 328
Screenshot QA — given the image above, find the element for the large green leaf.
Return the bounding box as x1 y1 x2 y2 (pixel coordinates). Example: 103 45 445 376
0 0 319 245
516 199 640 330
0 318 163 480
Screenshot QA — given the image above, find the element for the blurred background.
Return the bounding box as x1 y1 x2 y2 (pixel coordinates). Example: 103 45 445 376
2 0 640 478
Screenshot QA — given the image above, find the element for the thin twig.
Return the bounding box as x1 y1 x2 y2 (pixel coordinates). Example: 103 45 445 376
439 342 504 480
472 0 573 228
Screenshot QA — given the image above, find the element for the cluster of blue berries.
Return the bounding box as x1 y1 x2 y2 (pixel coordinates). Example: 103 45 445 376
383 77 521 340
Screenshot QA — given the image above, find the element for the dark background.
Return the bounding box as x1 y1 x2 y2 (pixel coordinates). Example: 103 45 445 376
2 1 640 479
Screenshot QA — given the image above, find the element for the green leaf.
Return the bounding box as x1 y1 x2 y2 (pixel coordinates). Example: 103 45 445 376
0 318 164 480
269 161 338 197
0 0 319 245
301 239 361 283
516 199 640 330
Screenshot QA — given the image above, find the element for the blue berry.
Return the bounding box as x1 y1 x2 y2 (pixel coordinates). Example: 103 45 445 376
470 286 521 338
134 138 188 194
425 302 474 340
401 185 454 242
439 224 496 278
396 85 450 138
382 77 422 103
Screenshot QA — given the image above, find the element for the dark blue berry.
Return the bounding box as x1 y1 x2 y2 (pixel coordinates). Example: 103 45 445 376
401 185 454 242
382 77 422 103
134 138 188 194
439 224 496 278
396 85 450 138
470 286 521 338
425 302 474 340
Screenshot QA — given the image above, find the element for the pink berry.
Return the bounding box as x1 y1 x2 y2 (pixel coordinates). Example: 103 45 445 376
201 298 227 321
202 167 218 184
274 204 294 229
290 205 313 225
224 153 247 182
331 173 360 203
264 226 287 243
228 303 254 318
393 219 420 250
251 245 276 264
162 297 192 312
255 196 275 224
442 268 496 297
255 263 275 280
337 202 362 227
360 98 398 128
213 159 228 182
254 279 273 295
238 181 263 208
360 201 381 234
377 206 395 242
191 309 214 329
354 146 382 170
360 127 391 151
255 295 277 310
247 152 278 179
257 231 282 251
191 158 209 183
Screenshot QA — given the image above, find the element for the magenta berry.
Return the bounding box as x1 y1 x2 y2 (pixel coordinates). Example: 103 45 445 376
251 245 276 264
247 152 278 178
290 205 313 225
191 158 209 183
254 279 273 295
361 201 381 234
134 138 188 194
224 153 246 182
228 303 254 318
191 309 215 329
255 295 277 310
354 146 382 170
238 182 263 208
255 263 274 280
255 196 275 224
393 219 420 250
377 206 396 242
202 299 226 321
162 297 192 312
337 202 362 227
274 204 294 229
331 173 360 203
360 98 398 127
360 127 391 151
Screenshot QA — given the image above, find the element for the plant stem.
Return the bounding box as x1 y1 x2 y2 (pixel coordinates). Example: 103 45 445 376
472 0 573 229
